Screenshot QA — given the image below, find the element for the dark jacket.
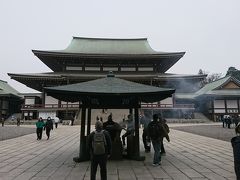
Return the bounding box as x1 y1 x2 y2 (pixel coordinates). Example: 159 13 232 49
45 119 53 130
103 120 121 141
147 120 168 141
87 130 112 156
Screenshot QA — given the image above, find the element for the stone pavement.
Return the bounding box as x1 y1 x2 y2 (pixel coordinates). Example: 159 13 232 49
0 126 35 141
0 124 236 180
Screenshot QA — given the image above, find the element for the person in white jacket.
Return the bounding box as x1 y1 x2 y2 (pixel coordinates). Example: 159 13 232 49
54 116 60 128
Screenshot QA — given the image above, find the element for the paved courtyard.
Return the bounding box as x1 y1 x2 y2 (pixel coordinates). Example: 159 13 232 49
0 124 236 180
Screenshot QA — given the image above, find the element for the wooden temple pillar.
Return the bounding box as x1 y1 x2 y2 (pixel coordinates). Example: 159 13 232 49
41 87 45 107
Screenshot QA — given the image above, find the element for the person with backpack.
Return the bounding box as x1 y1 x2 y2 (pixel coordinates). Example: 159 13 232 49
147 114 168 166
87 120 112 180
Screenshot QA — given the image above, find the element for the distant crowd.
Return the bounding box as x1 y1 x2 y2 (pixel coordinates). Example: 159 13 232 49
218 115 240 128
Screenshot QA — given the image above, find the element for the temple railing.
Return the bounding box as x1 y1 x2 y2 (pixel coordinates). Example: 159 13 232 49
141 103 195 109
22 103 195 110
21 104 80 110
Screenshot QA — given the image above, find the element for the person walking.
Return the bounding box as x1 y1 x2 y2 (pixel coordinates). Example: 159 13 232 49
17 118 21 126
36 117 45 140
87 121 112 180
147 114 168 166
1 117 5 127
227 116 232 129
70 115 75 126
45 117 53 140
54 116 60 128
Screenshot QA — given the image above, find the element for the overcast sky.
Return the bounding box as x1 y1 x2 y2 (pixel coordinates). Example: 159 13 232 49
0 0 240 93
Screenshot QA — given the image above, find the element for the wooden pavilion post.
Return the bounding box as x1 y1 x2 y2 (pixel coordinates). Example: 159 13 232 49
87 108 91 135
129 108 133 115
73 106 88 162
134 107 140 155
133 107 145 161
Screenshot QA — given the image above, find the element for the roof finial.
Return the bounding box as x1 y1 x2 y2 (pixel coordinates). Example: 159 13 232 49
107 71 115 77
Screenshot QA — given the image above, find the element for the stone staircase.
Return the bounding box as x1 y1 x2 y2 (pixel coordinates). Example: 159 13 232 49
6 113 22 121
73 109 129 125
73 110 212 125
166 112 211 123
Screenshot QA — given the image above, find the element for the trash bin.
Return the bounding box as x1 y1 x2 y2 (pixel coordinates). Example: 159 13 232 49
231 136 240 179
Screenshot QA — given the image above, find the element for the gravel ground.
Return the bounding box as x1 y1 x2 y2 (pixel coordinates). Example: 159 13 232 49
171 124 237 142
0 125 35 141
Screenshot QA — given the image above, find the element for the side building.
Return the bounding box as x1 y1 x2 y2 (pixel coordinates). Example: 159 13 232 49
195 76 240 120
0 80 22 120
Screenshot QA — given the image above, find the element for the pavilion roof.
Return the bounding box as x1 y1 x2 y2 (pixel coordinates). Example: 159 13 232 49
44 74 175 105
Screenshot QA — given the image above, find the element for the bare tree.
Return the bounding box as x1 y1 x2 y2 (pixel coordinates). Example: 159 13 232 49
205 73 223 83
198 69 222 85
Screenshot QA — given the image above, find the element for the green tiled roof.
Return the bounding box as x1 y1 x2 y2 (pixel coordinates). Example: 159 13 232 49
44 74 175 103
0 80 21 97
35 37 185 55
45 75 174 94
195 76 240 98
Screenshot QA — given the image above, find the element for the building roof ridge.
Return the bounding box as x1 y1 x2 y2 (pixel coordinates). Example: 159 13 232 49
72 36 148 41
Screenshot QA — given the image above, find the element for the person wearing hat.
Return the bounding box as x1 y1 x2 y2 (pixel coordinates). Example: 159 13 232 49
87 120 112 180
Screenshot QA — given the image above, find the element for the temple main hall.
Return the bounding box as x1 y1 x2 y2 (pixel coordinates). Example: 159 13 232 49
8 37 206 120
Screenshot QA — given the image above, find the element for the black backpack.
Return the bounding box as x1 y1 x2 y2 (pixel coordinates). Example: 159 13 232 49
148 122 161 140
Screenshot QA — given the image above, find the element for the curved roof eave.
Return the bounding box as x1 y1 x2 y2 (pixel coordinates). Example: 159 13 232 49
44 75 175 103
44 76 175 94
32 50 186 58
32 36 185 55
